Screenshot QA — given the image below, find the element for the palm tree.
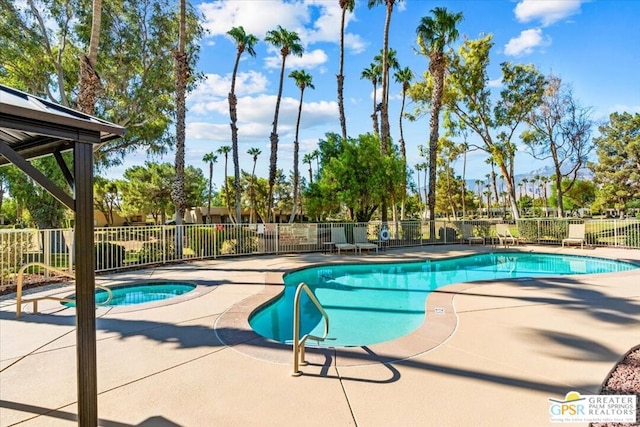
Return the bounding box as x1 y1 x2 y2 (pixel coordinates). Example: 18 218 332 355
360 62 382 137
303 153 314 184
217 145 232 221
287 70 315 223
227 26 258 227
475 179 483 216
416 7 463 230
247 147 261 223
202 153 218 224
172 0 189 236
264 26 304 223
311 149 320 172
368 0 402 157
414 163 423 210
78 0 102 114
338 0 355 140
394 66 413 220
458 142 469 218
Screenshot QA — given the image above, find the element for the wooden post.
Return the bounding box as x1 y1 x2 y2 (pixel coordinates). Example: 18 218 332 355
74 141 98 426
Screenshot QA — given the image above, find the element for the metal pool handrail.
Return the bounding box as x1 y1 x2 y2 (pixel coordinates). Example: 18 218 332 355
292 282 330 376
15 262 113 318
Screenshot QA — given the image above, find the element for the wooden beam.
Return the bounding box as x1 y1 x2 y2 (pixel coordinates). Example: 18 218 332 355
74 142 97 426
0 141 75 210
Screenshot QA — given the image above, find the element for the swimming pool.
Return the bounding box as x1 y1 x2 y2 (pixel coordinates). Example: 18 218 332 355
249 253 638 347
62 281 197 307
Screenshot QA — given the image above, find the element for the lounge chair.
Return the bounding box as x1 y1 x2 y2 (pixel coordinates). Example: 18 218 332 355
496 223 518 247
330 227 357 254
562 223 586 249
353 226 378 254
460 223 484 245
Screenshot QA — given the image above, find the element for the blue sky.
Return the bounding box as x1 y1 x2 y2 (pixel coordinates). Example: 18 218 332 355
107 0 640 188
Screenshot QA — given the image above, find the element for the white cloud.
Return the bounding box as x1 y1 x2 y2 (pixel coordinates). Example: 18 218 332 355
199 1 309 39
199 0 364 52
188 72 270 114
264 49 328 70
504 29 551 57
488 78 503 88
514 0 584 27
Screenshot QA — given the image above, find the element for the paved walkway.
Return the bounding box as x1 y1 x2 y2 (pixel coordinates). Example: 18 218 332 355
1 245 639 426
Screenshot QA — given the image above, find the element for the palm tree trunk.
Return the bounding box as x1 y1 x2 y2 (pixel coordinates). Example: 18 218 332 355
229 51 243 226
207 162 213 224
78 0 102 114
289 87 305 223
338 7 348 140
268 56 287 223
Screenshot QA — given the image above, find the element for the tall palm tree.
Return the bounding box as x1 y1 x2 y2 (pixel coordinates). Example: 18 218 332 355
227 26 258 226
217 145 232 220
172 0 189 235
475 179 483 216
414 163 423 210
338 0 355 140
202 153 218 224
311 149 320 172
367 0 402 158
288 70 315 223
264 25 304 223
394 66 413 220
247 147 261 223
303 153 314 184
458 142 469 218
78 0 102 114
360 62 382 137
416 7 463 228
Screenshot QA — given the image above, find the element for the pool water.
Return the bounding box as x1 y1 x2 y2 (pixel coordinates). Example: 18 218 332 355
62 282 196 307
249 253 638 347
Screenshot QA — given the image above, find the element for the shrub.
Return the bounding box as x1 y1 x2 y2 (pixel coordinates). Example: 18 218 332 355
186 226 225 257
138 240 173 264
95 242 125 270
220 227 258 255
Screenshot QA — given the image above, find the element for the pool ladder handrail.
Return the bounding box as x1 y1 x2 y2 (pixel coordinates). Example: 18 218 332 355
292 282 330 376
15 262 113 318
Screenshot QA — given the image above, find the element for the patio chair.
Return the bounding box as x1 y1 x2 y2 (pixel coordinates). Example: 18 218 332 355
496 223 518 247
330 227 357 254
562 223 586 249
353 226 378 254
460 223 485 245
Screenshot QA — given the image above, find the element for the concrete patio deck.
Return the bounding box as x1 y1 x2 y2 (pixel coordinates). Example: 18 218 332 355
1 245 639 426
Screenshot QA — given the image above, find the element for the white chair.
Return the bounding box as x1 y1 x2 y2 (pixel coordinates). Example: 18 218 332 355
330 227 357 254
353 226 378 254
496 224 518 247
562 224 586 249
460 223 484 245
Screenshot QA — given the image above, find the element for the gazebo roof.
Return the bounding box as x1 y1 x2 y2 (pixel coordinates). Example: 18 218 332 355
0 84 125 165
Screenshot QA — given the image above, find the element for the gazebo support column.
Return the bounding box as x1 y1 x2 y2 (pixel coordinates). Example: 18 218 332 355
74 141 97 426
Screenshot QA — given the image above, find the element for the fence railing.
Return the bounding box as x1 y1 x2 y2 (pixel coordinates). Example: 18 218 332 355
2 219 639 291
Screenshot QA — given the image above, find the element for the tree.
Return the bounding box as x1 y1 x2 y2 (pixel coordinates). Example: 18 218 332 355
360 62 382 137
217 145 232 221
549 178 596 215
394 66 413 220
310 133 404 222
78 0 102 114
172 0 189 261
288 69 315 223
337 0 355 140
120 162 205 225
590 112 640 214
264 25 304 223
94 176 120 225
303 153 314 184
2 158 69 228
435 35 545 219
227 26 258 227
247 147 261 223
415 7 463 225
202 152 218 224
522 75 595 217
1 0 204 167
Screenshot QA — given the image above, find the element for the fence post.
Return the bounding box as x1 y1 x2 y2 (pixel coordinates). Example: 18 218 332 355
614 220 618 246
275 223 279 254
